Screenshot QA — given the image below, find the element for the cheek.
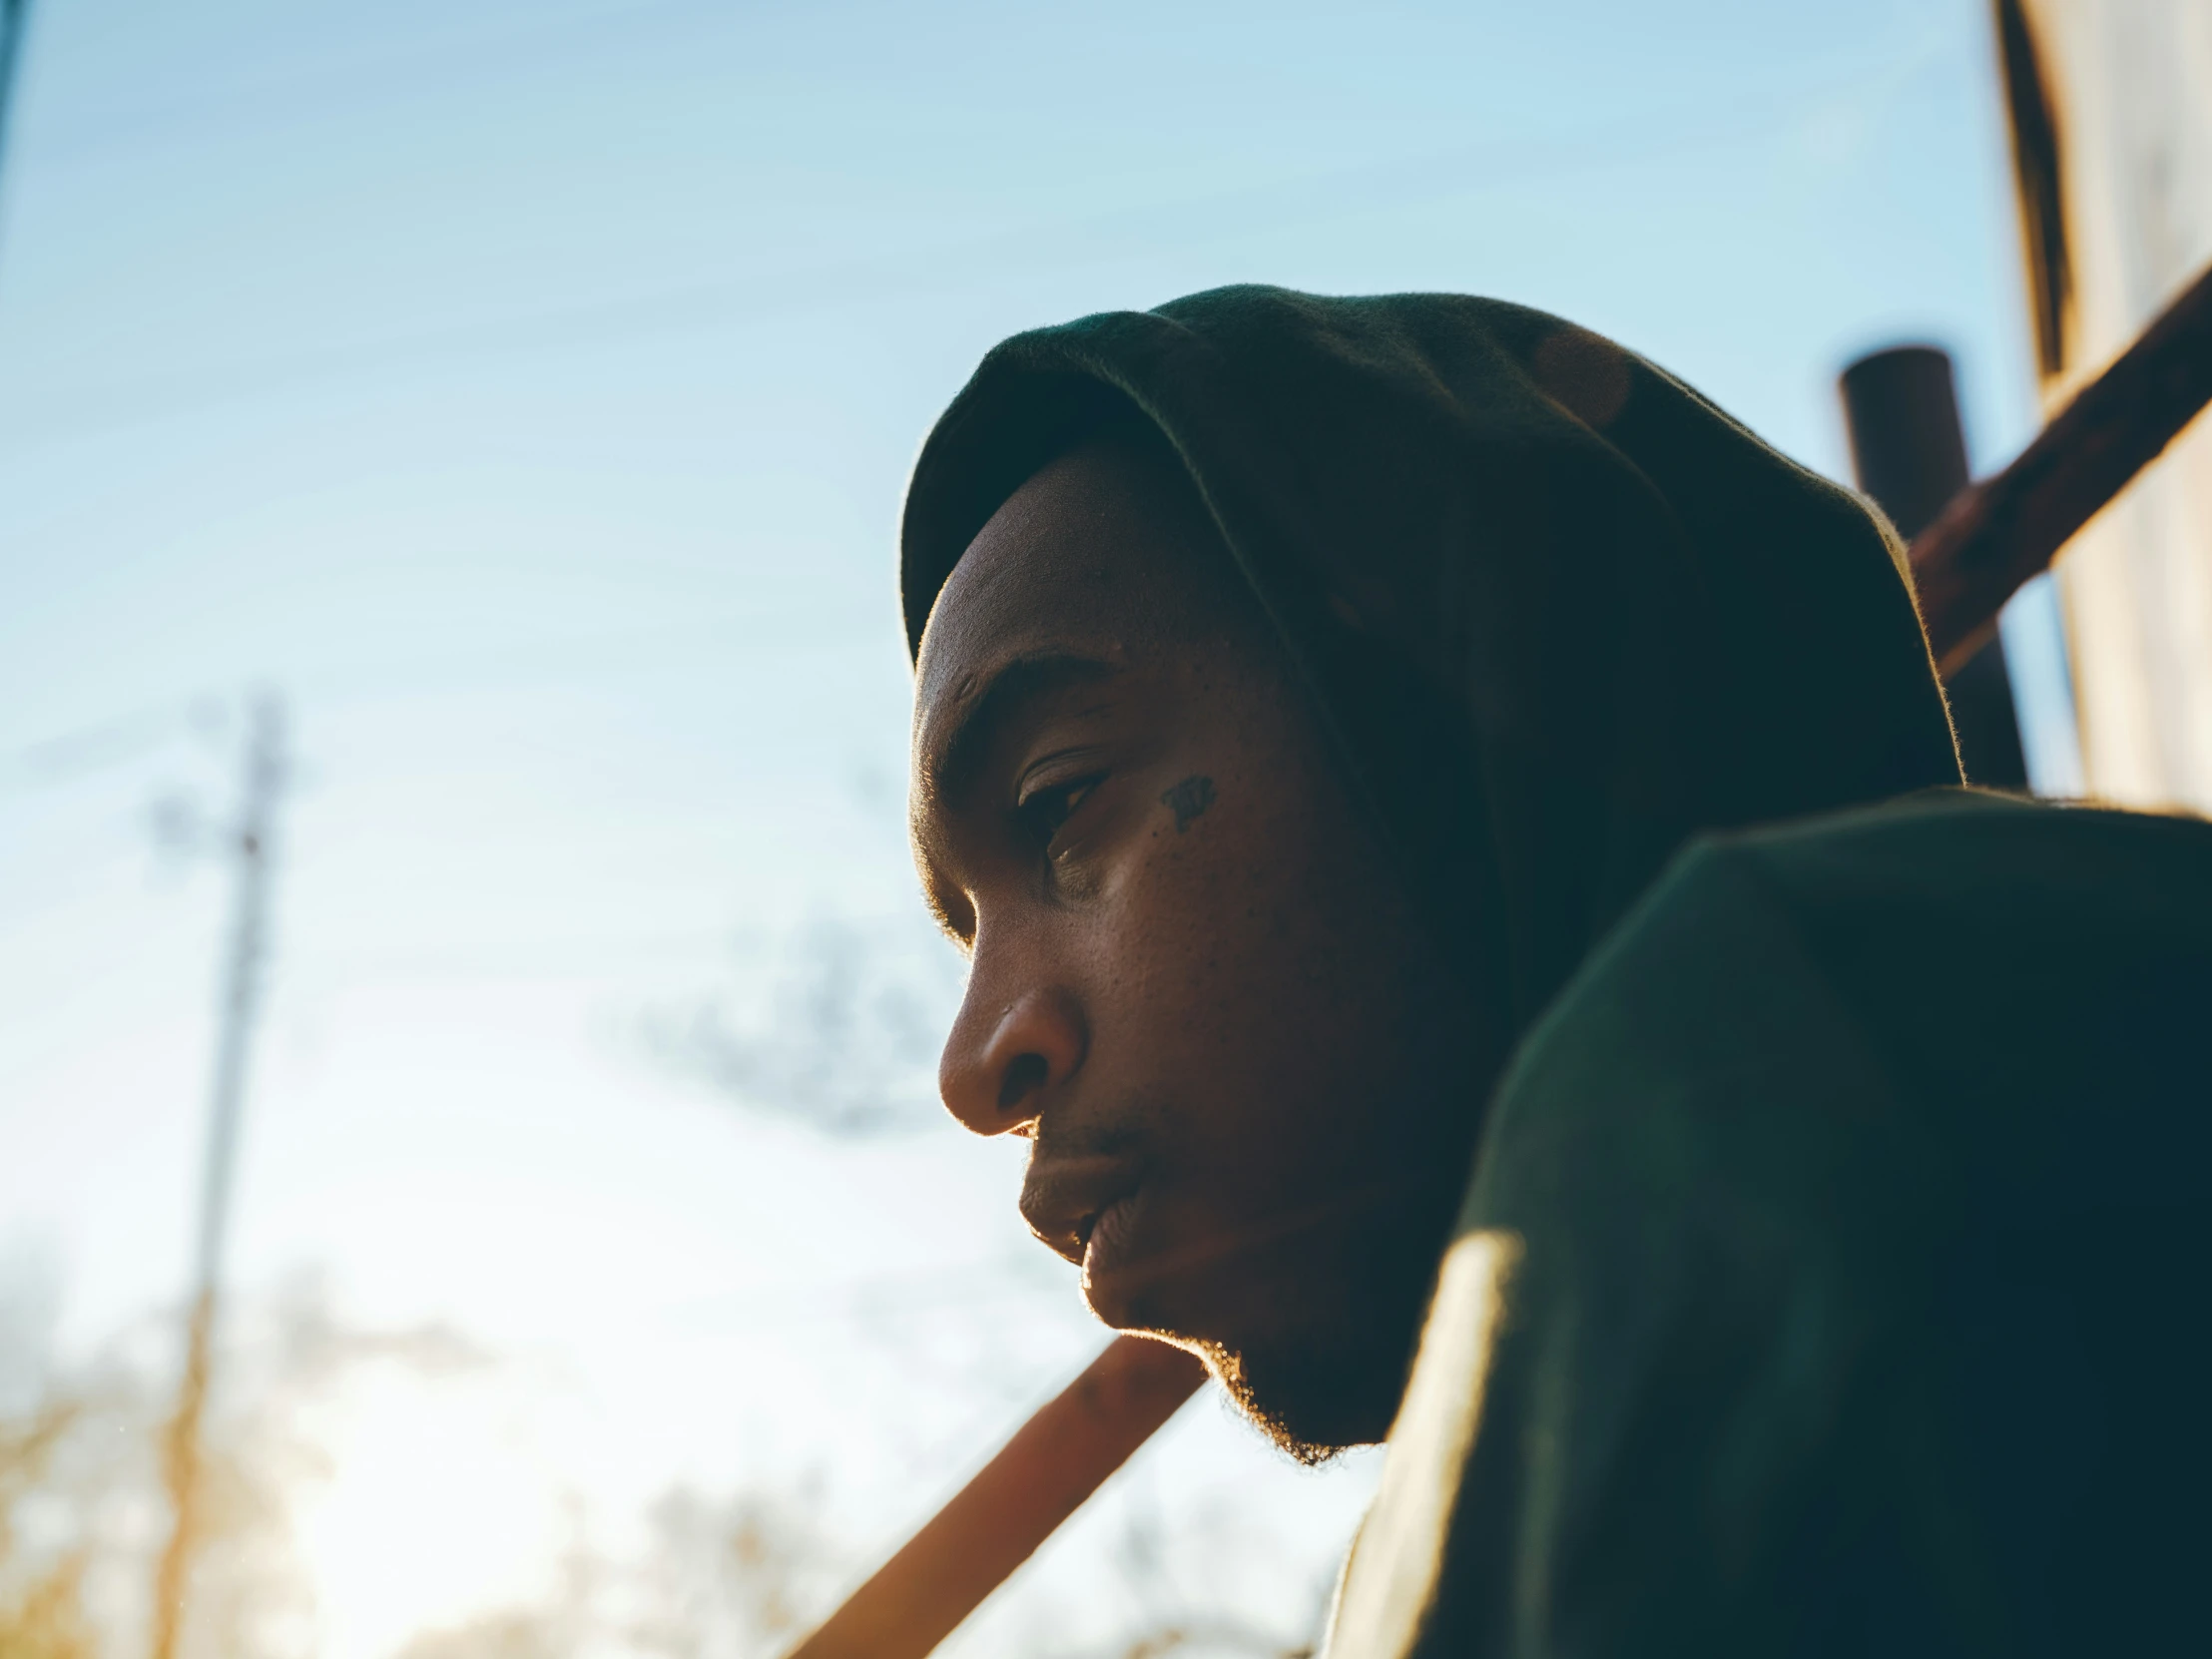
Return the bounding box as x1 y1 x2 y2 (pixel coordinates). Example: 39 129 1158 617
1100 758 1420 1188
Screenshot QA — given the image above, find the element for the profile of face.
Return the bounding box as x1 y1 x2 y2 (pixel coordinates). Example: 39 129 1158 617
909 431 1496 1458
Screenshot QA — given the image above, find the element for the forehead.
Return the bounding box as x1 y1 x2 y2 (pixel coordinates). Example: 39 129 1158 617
911 435 1248 773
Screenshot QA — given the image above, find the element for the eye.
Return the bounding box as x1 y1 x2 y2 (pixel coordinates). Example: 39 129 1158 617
1015 772 1104 848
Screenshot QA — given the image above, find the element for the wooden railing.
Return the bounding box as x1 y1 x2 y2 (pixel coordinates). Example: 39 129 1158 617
1913 262 2212 674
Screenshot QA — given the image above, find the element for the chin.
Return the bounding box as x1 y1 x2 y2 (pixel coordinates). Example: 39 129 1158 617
1134 1274 1421 1462
1094 1184 1456 1458
1189 1332 1401 1464
1096 1274 1394 1458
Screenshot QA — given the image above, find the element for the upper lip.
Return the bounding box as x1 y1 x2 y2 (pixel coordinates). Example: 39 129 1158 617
1020 1152 1145 1268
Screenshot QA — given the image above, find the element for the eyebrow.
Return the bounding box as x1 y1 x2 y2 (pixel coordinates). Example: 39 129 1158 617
923 652 1121 811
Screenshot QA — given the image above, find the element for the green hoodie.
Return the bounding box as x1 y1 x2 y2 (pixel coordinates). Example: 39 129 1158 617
1333 789 2212 1657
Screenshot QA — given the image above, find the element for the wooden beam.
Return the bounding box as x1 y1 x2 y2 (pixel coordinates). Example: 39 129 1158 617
1913 259 2212 675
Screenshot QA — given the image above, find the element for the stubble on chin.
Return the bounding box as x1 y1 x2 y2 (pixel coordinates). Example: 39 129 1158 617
1187 1331 1409 1468
1181 1222 1451 1464
1185 1338 1345 1467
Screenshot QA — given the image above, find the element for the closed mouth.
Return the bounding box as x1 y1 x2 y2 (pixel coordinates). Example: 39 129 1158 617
1023 1151 1146 1270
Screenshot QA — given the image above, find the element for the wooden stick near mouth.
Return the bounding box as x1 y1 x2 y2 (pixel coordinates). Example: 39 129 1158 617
785 1335 1206 1659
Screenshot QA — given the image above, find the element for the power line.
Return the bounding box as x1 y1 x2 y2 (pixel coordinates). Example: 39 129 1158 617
18 0 721 168
0 699 200 796
0 616 889 797
0 56 1941 452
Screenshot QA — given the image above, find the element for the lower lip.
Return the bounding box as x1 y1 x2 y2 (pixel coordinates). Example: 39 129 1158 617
1081 1191 1141 1285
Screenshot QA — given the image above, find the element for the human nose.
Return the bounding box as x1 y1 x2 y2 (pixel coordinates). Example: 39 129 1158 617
937 970 1087 1136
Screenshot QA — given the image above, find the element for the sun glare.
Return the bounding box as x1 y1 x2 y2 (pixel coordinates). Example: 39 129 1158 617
295 1367 567 1659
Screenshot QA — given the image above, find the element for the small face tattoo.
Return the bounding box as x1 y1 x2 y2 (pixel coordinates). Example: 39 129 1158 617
1161 774 1218 832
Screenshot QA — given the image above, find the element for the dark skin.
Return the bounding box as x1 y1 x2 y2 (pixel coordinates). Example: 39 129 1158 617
910 431 1503 1457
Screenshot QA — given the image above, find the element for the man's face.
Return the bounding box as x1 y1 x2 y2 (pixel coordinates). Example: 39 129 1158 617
909 435 1490 1456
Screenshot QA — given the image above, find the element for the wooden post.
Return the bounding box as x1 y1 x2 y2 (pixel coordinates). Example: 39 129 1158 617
1842 345 2029 788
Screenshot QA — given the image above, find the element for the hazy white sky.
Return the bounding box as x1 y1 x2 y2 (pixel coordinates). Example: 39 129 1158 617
0 2 2062 1654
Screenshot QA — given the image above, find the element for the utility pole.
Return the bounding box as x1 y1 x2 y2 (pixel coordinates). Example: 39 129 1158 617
150 693 287 1659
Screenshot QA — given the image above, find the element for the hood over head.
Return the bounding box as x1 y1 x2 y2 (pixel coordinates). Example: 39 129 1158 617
901 285 1960 1037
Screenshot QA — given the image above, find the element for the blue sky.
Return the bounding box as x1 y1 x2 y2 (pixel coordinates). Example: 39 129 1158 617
0 2 2063 1653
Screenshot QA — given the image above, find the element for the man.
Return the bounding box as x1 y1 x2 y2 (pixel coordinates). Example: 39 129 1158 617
901 287 2211 1654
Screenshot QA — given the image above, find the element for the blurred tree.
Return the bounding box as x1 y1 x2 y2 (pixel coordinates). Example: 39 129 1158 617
626 1487 840 1657
388 1613 575 1659
647 915 962 1138
0 1275 483 1659
3 1274 1329 1659
1 1398 97 1659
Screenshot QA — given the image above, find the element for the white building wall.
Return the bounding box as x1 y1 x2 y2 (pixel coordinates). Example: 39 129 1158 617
2017 0 2212 809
